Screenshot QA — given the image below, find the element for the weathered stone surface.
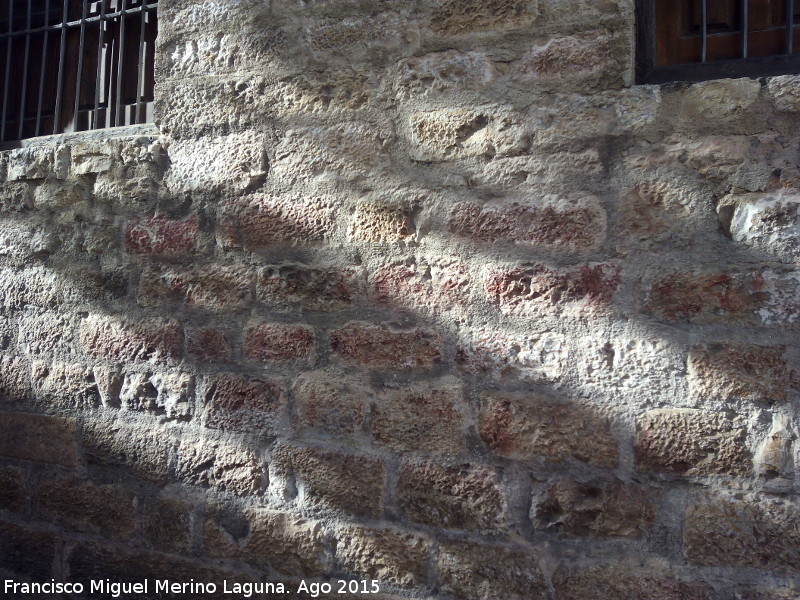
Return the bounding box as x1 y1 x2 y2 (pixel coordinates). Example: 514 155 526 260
330 323 441 370
485 263 621 316
336 526 431 588
688 342 789 403
437 540 547 600
35 476 136 538
371 380 468 455
143 495 193 553
0 412 78 466
272 444 385 519
349 203 415 242
0 521 57 580
81 418 176 483
244 322 315 364
479 394 618 468
767 74 800 111
552 563 717 600
177 438 265 496
684 495 800 573
533 477 655 537
202 373 286 433
728 192 800 261
125 215 199 257
30 360 101 410
219 194 339 250
0 355 31 405
205 506 327 577
80 315 183 364
0 466 27 512
456 329 566 382
430 0 538 36
643 270 772 325
292 370 371 437
120 370 193 420
635 409 751 476
17 311 78 356
393 50 498 99
138 264 253 313
257 265 364 312
371 261 470 314
513 30 624 91
68 541 253 590
448 196 606 249
397 461 506 532
186 327 233 362
164 132 269 193
616 182 695 252
408 107 527 161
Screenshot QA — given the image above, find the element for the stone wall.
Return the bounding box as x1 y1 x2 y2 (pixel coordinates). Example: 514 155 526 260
1 0 799 598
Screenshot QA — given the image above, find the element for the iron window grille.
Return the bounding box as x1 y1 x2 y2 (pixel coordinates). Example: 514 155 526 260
637 0 800 83
0 0 157 143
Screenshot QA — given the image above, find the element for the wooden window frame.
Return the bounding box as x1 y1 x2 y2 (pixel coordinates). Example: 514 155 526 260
636 0 800 84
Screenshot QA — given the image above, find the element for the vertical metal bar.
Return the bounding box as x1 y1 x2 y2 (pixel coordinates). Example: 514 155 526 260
73 0 89 131
17 0 32 139
1 0 13 141
701 0 708 62
36 0 52 136
134 2 146 124
741 0 748 58
93 0 107 129
53 0 70 133
114 0 127 126
788 0 795 53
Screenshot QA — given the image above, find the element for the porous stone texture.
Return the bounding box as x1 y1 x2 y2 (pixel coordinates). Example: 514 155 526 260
0 0 798 594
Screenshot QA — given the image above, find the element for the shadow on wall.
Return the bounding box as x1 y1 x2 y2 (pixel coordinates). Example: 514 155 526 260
0 1 800 599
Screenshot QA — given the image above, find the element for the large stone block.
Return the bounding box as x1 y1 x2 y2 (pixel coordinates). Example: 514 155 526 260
0 521 57 581
292 370 371 438
485 263 621 317
437 540 546 600
138 264 253 313
456 329 566 382
330 323 441 370
31 360 101 410
532 477 655 537
80 315 183 364
479 394 618 468
35 476 136 538
202 372 286 434
244 322 315 365
397 461 507 532
335 526 431 588
0 412 78 467
120 370 193 421
219 194 339 250
448 196 606 250
634 409 751 476
205 506 328 577
143 495 193 554
684 495 800 573
552 563 717 600
176 438 265 496
688 342 789 404
371 261 470 314
371 380 468 455
257 265 365 312
429 0 538 36
272 444 385 519
125 215 199 257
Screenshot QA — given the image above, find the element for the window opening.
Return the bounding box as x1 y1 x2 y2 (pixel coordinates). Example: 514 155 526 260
637 0 800 83
0 0 157 143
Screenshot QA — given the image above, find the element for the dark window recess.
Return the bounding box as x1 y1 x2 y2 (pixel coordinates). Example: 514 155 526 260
637 0 800 83
0 0 157 143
